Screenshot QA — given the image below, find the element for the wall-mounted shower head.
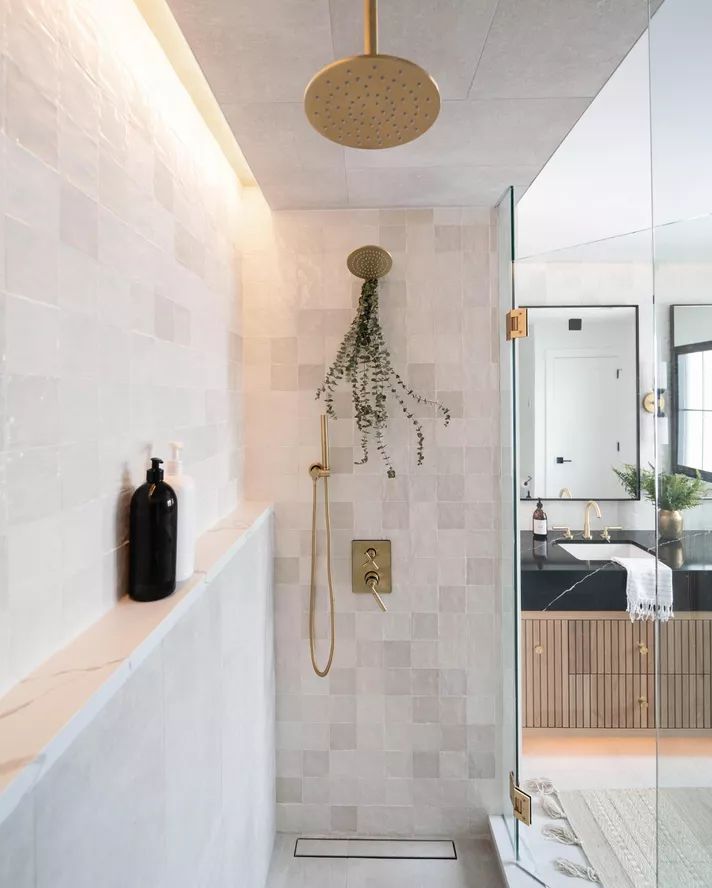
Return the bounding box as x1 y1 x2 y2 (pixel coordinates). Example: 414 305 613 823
347 245 393 280
304 0 440 149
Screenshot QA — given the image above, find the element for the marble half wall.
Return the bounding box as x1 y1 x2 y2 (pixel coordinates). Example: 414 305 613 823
0 514 276 888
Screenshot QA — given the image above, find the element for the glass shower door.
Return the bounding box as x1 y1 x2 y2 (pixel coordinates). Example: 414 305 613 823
497 187 543 882
649 1 712 884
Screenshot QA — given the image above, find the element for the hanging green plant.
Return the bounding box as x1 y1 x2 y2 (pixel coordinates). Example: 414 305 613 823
613 463 707 511
316 277 451 477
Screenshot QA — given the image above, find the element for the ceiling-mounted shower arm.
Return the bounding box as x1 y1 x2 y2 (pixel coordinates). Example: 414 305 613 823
364 0 378 55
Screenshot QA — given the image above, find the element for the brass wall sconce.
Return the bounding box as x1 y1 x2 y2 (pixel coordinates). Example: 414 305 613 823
642 389 666 417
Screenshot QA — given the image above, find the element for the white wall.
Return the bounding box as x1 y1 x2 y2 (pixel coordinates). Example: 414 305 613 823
242 192 502 837
649 0 712 228
0 0 244 695
516 0 712 532
516 34 652 258
517 0 712 260
0 517 276 888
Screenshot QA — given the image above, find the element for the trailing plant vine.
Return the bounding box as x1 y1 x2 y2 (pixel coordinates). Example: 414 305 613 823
316 278 451 477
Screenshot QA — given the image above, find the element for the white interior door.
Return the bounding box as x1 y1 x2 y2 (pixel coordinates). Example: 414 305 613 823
544 350 628 498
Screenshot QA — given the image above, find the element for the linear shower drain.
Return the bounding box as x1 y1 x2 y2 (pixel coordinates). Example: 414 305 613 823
294 838 457 860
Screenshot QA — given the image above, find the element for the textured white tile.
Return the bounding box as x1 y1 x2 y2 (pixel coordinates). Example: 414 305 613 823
0 794 34 888
0 0 244 694
34 649 166 888
168 0 642 208
4 295 59 377
470 0 647 99
6 375 60 448
163 593 222 887
245 205 499 835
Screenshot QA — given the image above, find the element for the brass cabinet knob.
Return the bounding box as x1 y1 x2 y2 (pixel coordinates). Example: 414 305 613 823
638 696 649 709
534 644 544 655
637 642 649 656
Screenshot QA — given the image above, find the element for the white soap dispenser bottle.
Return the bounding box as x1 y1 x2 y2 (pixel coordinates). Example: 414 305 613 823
165 441 196 581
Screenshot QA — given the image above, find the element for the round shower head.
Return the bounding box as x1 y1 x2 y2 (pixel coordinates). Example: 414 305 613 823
347 245 393 280
304 54 440 149
304 1 440 149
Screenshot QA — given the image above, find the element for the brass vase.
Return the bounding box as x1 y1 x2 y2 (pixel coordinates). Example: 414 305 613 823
658 509 683 540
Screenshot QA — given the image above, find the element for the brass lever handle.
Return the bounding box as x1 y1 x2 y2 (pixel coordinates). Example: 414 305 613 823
601 525 623 542
638 696 649 709
365 571 387 612
638 642 649 655
362 547 379 570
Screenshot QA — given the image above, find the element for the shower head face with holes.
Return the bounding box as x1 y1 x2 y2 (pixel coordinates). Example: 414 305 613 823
304 53 440 149
347 245 393 280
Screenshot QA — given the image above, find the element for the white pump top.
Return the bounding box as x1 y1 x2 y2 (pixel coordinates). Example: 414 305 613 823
166 441 184 476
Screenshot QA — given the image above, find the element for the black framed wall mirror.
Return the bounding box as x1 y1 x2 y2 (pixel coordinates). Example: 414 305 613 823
671 304 712 481
519 305 640 502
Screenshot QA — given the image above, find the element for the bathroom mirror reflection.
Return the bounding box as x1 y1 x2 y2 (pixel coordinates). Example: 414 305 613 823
519 305 640 501
671 303 712 480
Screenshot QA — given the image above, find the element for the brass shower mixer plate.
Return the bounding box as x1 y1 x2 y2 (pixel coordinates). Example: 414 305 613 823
352 540 391 596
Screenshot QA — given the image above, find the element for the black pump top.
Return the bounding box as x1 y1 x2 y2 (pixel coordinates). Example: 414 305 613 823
146 457 164 483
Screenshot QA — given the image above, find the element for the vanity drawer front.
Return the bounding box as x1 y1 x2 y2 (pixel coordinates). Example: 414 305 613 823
522 614 655 729
522 618 570 728
659 617 712 676
659 617 712 728
566 618 654 676
659 674 712 728
567 673 654 729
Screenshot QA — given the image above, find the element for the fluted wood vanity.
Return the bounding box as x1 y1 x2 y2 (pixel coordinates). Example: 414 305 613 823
522 612 712 729
521 530 712 730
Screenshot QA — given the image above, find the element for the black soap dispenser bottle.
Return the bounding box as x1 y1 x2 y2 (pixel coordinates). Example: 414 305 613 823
129 458 178 602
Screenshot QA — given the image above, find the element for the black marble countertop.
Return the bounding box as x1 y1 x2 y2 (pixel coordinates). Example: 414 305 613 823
521 529 712 572
520 530 712 612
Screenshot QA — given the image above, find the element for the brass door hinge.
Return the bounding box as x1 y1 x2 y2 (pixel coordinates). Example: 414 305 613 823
509 772 532 826
505 307 528 341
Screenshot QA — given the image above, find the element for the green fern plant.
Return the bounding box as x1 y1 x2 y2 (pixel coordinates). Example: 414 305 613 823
613 463 707 510
316 278 450 478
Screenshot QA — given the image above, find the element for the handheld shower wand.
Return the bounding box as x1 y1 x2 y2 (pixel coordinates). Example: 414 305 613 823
308 415 336 677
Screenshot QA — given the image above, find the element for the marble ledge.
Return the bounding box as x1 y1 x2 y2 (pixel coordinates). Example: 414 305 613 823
0 501 273 828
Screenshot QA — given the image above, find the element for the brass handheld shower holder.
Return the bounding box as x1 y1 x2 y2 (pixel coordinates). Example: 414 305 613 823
308 415 336 677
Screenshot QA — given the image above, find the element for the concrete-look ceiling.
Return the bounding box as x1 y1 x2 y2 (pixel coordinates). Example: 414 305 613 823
166 0 647 209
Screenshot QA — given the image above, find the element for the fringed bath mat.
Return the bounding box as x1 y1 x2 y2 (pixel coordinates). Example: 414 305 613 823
558 788 712 888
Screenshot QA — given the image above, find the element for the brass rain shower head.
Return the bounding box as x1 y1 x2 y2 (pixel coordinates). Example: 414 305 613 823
347 245 393 280
304 0 440 149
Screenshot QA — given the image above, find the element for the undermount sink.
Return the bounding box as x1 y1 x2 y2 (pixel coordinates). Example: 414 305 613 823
558 542 654 562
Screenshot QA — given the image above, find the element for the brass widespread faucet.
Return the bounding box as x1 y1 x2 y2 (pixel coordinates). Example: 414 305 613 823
582 500 602 540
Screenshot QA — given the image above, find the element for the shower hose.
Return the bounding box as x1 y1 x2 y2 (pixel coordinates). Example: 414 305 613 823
309 470 335 677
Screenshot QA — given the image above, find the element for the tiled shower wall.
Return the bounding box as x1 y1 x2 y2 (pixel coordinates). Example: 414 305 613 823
0 0 243 694
242 190 501 836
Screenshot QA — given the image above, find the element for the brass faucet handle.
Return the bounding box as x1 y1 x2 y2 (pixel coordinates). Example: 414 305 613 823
365 571 387 612
362 547 380 570
552 525 573 539
601 525 623 541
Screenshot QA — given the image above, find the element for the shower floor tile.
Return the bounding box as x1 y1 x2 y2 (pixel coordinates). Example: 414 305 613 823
267 833 505 887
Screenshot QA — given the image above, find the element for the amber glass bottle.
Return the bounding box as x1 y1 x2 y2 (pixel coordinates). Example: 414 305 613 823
532 498 548 541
